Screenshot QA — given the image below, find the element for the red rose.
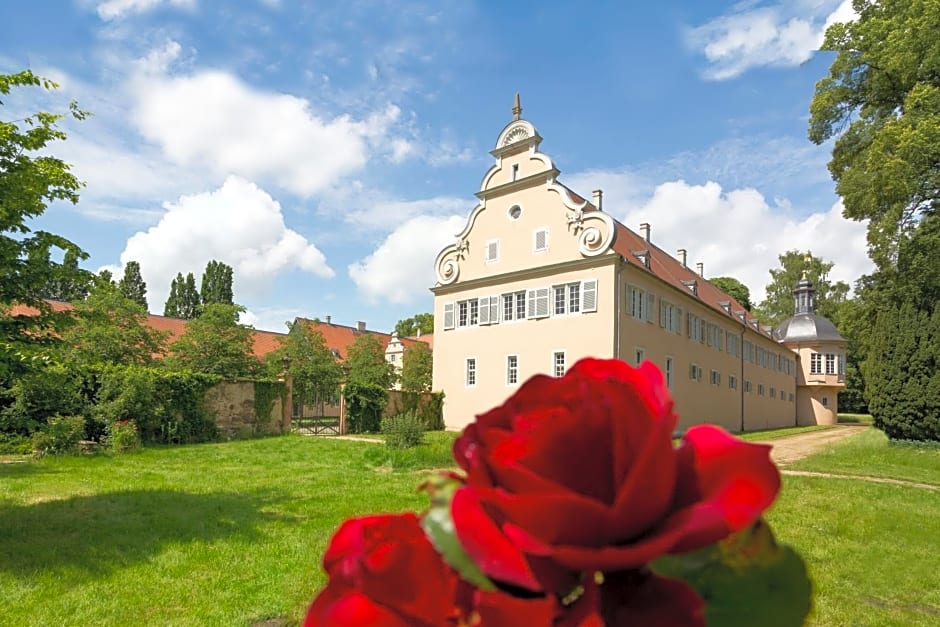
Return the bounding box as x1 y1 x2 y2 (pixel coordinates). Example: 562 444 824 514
304 513 457 626
451 358 780 592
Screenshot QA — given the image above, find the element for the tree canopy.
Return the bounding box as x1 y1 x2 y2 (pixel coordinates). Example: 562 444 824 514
60 282 168 367
166 303 259 378
200 260 234 306
118 260 148 309
809 0 940 268
394 313 434 338
399 341 433 392
1 70 89 382
164 272 200 319
345 333 396 389
753 250 849 327
709 277 752 311
268 321 343 412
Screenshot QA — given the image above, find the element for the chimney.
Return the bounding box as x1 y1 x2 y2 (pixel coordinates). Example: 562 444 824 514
325 315 331 324
677 249 687 267
357 321 366 332
416 329 421 338
639 222 651 242
696 262 704 277
592 189 603 211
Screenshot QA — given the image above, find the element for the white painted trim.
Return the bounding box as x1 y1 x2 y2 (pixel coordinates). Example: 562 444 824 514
551 349 567 378
465 356 478 388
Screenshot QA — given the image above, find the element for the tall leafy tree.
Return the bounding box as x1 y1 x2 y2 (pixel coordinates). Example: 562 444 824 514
166 303 259 378
1 70 89 383
709 277 752 312
97 269 115 286
200 260 234 306
399 341 433 392
394 313 434 337
753 251 849 327
345 333 396 389
164 272 200 319
60 282 168 367
268 321 343 414
118 260 148 309
809 0 940 269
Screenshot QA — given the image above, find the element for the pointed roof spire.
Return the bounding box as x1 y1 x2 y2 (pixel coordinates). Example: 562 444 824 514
512 92 522 121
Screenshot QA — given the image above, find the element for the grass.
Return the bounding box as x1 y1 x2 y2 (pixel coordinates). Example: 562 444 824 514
2 426 938 625
787 427 940 486
838 412 874 425
0 434 435 626
736 424 834 441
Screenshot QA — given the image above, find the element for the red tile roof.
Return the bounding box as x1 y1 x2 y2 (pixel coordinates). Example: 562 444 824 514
293 318 429 361
6 301 287 359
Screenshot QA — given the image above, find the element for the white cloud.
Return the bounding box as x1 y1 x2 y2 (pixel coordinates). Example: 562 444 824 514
130 58 406 196
118 176 334 312
686 0 857 80
349 214 465 304
332 190 470 231
571 176 872 303
96 0 195 21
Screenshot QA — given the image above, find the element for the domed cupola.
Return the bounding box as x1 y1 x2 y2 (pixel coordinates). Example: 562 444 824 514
773 271 845 343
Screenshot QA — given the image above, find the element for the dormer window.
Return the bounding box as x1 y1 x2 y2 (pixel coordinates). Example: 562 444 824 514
681 279 698 297
632 250 650 269
511 163 519 181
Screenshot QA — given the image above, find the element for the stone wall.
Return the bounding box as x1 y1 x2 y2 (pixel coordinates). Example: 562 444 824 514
203 380 288 439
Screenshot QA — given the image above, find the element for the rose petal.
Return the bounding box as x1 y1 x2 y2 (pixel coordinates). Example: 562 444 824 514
601 570 705 627
305 589 415 627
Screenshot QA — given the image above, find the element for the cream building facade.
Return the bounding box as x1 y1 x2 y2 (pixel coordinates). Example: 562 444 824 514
431 99 845 432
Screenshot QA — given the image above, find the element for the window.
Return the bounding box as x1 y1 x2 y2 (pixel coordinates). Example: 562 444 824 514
511 163 519 181
707 324 722 349
466 358 476 387
826 353 837 375
508 205 522 220
665 357 674 389
534 227 549 252
660 300 682 334
443 302 455 330
485 239 499 264
810 353 823 375
554 285 566 315
822 396 829 407
502 291 525 322
553 351 566 377
634 348 645 366
729 375 738 390
582 279 597 312
689 363 702 382
789 393 794 402
726 333 741 357
506 355 518 385
758 384 765 396
628 285 652 320
745 380 752 393
553 283 582 315
744 341 754 363
770 387 776 399
469 299 479 325
527 287 550 319
687 313 704 343
568 282 580 313
389 354 396 362
458 301 469 327
710 369 721 386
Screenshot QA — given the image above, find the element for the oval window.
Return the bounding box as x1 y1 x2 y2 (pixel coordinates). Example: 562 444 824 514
508 205 522 220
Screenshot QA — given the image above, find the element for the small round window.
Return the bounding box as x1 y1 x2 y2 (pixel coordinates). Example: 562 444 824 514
508 205 522 220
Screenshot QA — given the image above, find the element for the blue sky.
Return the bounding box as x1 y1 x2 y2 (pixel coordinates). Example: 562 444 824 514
0 0 869 333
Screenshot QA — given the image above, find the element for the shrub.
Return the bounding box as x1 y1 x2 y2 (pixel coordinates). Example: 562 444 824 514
31 415 85 456
0 433 33 455
0 364 86 435
344 381 387 433
106 419 142 453
381 411 425 449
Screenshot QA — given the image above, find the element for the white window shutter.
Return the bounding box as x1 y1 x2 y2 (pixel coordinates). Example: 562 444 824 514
659 301 666 327
479 296 490 324
582 279 597 312
486 240 499 263
443 303 455 330
489 296 500 324
534 228 548 252
535 287 550 318
527 289 538 319
645 293 655 322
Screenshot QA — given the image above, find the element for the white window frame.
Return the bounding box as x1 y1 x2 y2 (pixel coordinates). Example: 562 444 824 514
710 369 720 386
825 353 837 375
457 300 469 328
465 357 477 387
485 239 500 264
469 298 479 326
506 355 519 386
533 227 549 253
729 374 738 390
553 351 566 378
581 279 597 313
665 356 674 389
479 295 500 326
443 302 455 330
810 353 823 375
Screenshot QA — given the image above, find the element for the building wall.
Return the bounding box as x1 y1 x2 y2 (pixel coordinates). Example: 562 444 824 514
792 342 846 424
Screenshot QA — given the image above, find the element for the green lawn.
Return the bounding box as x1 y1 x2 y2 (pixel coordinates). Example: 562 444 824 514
2 427 938 626
737 424 834 441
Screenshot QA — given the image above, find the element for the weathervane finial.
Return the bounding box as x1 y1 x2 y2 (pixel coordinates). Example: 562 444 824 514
512 92 522 121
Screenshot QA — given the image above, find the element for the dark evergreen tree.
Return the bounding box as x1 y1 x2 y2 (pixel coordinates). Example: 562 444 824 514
118 260 148 309
164 272 200 319
39 248 93 302
200 260 234 306
164 273 183 317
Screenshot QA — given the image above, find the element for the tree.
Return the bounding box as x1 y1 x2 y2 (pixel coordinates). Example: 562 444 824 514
97 269 115 286
166 303 259 378
809 0 940 269
345 334 396 389
753 251 850 327
59 281 168 367
709 277 752 312
400 341 433 392
200 260 234 306
1 70 89 384
37 248 93 303
118 260 148 309
394 313 434 338
268 321 343 414
164 272 200 319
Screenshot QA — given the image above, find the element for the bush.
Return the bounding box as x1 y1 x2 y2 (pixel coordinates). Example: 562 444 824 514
31 415 86 456
106 419 142 453
0 433 33 455
381 411 425 449
344 381 387 433
0 364 86 435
